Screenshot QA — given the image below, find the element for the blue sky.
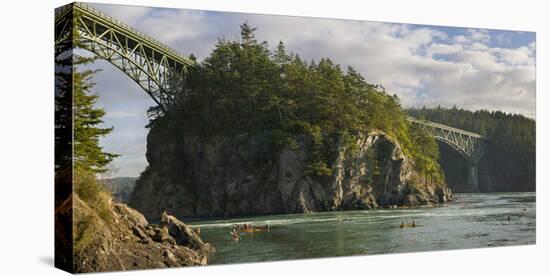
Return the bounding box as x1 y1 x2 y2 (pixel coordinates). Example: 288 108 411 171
81 3 536 177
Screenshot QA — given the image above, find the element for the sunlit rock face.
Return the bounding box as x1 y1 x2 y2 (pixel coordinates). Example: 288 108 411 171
59 194 214 273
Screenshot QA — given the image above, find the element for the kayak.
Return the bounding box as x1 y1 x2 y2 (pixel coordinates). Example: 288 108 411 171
399 224 423 228
240 228 264 233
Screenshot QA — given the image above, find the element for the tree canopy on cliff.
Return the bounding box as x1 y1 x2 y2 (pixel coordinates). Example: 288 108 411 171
155 23 442 181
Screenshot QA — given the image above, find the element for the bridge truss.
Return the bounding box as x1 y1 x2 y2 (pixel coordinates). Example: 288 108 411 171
54 2 195 109
408 117 488 192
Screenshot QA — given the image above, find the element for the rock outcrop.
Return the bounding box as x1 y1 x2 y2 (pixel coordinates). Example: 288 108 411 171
131 123 452 220
57 194 214 273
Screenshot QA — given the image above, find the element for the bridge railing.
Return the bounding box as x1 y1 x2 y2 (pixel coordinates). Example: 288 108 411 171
407 116 487 139
56 2 195 67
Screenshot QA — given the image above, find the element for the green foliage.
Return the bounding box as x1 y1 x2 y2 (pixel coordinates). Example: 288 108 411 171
409 124 444 185
73 56 119 173
303 124 333 177
56 53 118 236
160 23 443 179
74 168 113 223
73 170 112 253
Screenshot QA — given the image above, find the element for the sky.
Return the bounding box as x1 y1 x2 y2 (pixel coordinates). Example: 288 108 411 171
81 3 536 177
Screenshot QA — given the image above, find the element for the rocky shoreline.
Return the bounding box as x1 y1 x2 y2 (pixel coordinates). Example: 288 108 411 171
56 195 214 272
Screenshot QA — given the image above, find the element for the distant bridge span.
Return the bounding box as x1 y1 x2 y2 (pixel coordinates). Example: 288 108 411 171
407 117 488 192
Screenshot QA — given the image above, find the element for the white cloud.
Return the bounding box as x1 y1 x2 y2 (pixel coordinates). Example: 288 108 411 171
95 4 152 26
426 43 463 58
84 3 536 176
89 3 536 117
467 29 491 43
452 35 471 44
491 46 533 66
470 42 489 50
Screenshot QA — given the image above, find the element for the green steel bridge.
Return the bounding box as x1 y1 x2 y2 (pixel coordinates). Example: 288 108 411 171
55 2 195 109
408 117 488 192
54 3 488 192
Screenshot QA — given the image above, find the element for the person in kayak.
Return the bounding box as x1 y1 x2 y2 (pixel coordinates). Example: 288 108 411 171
231 229 239 241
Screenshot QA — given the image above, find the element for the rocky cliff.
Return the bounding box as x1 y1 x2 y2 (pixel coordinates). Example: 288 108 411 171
56 194 214 272
131 122 451 220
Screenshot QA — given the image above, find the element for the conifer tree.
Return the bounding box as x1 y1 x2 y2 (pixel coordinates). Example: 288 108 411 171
72 56 118 174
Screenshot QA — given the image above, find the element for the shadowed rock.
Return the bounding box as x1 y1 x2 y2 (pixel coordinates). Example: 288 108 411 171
131 122 452 219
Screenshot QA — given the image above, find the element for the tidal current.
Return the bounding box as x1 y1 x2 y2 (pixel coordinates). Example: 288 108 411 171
188 193 536 265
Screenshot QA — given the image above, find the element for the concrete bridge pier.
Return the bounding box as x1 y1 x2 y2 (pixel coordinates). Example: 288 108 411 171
468 162 479 192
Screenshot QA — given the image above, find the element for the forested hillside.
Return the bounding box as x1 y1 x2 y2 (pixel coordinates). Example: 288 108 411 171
150 23 442 183
408 107 535 192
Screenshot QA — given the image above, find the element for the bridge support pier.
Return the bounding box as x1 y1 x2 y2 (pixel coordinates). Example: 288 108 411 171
407 117 487 193
468 162 479 193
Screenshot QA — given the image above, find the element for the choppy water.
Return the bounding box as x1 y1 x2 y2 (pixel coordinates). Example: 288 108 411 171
188 193 536 265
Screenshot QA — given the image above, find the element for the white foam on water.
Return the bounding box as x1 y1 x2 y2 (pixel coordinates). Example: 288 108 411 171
189 193 535 229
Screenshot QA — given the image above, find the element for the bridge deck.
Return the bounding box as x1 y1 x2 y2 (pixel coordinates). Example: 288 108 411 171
55 2 195 68
407 117 486 139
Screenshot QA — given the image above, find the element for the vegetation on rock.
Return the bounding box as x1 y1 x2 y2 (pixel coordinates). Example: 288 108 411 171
149 23 443 182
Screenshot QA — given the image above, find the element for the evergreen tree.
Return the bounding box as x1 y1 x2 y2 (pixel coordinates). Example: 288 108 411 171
273 41 291 67
165 23 445 180
73 56 118 174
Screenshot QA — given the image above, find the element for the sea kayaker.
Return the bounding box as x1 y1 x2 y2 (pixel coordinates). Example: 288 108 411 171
231 229 239 241
412 220 416 227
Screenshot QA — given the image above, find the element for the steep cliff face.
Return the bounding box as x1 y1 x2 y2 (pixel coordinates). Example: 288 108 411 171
131 123 451 220
56 194 214 273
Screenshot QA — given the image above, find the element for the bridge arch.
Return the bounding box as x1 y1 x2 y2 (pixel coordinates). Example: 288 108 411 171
54 3 195 110
407 117 488 192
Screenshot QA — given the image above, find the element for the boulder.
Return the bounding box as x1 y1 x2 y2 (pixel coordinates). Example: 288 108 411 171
436 186 452 203
68 194 215 273
160 211 215 254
